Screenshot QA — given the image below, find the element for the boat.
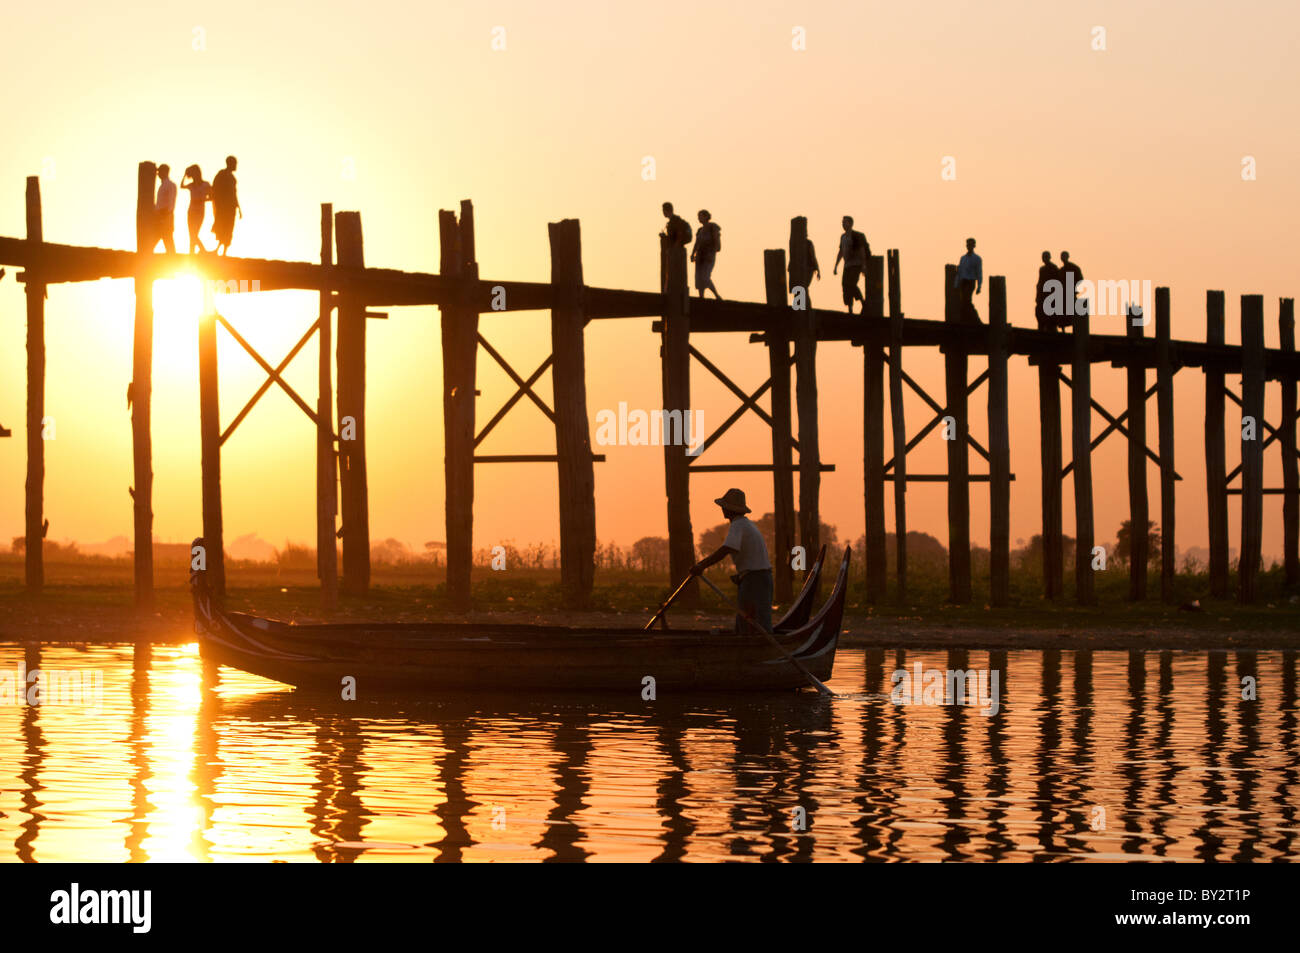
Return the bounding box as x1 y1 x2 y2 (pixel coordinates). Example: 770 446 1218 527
190 545 851 693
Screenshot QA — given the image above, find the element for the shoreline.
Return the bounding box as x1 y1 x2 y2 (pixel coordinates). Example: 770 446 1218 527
2 594 1296 652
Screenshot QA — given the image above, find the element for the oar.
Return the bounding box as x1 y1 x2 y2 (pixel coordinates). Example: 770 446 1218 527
697 573 835 698
644 573 696 631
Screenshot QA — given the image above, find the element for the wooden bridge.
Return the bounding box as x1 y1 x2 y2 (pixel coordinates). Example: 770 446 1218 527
4 163 1298 609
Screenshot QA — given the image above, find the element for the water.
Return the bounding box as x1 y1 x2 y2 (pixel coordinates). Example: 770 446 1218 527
0 642 1296 862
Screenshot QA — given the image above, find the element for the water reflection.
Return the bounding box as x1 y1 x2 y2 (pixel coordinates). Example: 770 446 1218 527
0 643 1296 862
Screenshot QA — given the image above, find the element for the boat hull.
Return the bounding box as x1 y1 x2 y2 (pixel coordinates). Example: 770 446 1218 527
192 547 851 695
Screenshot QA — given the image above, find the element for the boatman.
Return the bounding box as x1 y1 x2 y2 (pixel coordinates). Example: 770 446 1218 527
690 488 774 635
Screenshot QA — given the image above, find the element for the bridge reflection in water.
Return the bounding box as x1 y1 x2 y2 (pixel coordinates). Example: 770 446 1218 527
0 643 1295 862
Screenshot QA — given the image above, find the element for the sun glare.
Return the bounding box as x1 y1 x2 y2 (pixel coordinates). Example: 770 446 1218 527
152 276 205 376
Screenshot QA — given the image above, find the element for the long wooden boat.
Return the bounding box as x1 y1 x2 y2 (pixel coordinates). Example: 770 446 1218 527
191 546 851 693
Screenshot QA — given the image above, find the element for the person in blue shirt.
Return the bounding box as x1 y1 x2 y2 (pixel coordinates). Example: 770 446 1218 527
954 237 982 323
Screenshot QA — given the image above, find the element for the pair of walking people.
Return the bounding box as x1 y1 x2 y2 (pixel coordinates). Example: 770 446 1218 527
661 202 722 299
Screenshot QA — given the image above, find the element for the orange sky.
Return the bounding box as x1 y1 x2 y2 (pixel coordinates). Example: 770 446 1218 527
2 1 1297 561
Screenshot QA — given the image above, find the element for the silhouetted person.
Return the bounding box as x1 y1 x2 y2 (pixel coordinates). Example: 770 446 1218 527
787 238 820 294
954 237 982 323
833 215 870 313
689 488 773 635
660 201 692 248
182 165 212 255
211 156 241 256
691 210 721 299
1060 250 1085 327
1035 250 1061 330
153 164 177 254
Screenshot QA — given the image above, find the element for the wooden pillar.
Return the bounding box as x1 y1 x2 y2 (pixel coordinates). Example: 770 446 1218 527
1155 287 1175 603
197 300 225 600
549 218 596 608
661 232 695 602
863 254 886 601
790 217 820 559
317 204 338 607
764 249 795 602
24 177 45 593
1280 298 1298 586
335 211 370 596
1125 307 1148 600
1037 326 1064 600
1205 291 1228 596
1239 294 1265 604
887 250 907 603
440 205 478 609
944 263 971 603
988 276 1010 607
1071 307 1095 604
131 161 155 606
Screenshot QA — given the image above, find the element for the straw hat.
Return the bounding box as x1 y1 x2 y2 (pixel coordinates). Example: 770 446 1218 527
714 488 750 514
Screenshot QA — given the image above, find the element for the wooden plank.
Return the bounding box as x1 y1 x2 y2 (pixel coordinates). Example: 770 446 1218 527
790 217 821 562
198 301 225 601
317 204 338 607
1280 298 1298 585
336 211 370 596
1239 294 1265 603
1072 306 1095 604
131 161 155 606
549 218 596 608
944 263 971 603
1205 291 1228 596
1126 306 1149 600
661 227 696 603
764 249 795 602
988 276 1010 607
441 207 477 609
887 250 907 604
863 254 886 601
24 177 44 593
1155 287 1176 603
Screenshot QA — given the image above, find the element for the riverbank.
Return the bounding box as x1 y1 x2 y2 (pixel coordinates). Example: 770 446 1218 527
2 570 1296 651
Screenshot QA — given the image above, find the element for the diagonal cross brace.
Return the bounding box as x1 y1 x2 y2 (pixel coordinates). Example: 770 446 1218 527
1058 371 1179 479
475 333 555 444
687 345 800 461
1224 387 1300 483
218 314 325 445
882 361 991 472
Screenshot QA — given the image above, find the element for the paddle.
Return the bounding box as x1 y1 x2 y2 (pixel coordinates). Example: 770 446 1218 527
696 573 835 698
643 573 696 631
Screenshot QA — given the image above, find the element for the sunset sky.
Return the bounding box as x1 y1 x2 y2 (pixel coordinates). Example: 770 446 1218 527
2 1 1297 562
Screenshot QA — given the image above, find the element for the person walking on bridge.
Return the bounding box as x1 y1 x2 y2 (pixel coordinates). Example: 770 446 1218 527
691 209 722 299
153 164 177 254
954 237 983 323
211 156 242 256
1035 251 1061 330
690 488 773 635
1060 250 1085 328
833 215 870 314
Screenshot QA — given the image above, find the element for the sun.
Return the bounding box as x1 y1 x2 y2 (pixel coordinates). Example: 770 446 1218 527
151 275 205 377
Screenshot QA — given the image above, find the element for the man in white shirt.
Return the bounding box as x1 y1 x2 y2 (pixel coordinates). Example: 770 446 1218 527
690 487 774 634
154 164 177 254
953 237 982 322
